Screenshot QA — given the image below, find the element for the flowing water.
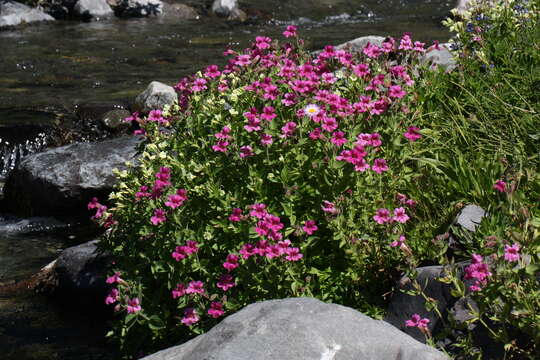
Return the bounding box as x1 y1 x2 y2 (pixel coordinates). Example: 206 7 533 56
0 0 454 358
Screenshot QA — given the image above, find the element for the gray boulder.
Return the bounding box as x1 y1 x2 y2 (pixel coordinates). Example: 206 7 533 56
0 1 54 28
455 205 486 232
73 0 113 19
142 297 448 360
112 0 162 17
336 35 386 53
422 43 456 71
3 136 140 217
54 239 110 296
135 81 178 112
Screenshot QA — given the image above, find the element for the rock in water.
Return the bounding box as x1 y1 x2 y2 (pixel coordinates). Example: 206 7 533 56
3 136 140 217
135 81 178 112
0 1 54 28
142 297 448 360
73 0 114 20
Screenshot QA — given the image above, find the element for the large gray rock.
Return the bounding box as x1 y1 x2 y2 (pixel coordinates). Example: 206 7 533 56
422 43 456 71
54 239 110 296
0 1 54 28
135 81 178 112
336 35 386 53
143 297 448 360
73 0 113 19
3 136 140 217
112 0 162 17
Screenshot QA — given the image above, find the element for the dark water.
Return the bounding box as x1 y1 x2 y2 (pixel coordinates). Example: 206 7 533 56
0 1 454 358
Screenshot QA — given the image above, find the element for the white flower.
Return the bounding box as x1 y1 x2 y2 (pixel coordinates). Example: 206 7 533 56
304 104 320 117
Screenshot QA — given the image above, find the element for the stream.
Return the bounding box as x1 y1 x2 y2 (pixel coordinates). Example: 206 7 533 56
0 0 454 358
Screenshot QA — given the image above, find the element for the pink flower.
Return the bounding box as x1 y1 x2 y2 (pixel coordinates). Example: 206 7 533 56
234 54 251 67
322 117 338 132
330 131 347 146
172 245 191 261
151 209 167 225
309 127 323 140
393 207 410 223
302 220 318 235
285 247 303 261
229 208 243 222
172 283 186 299
239 145 254 158
391 235 407 248
105 288 119 305
223 254 240 271
208 302 225 318
239 243 255 259
249 203 267 219
322 200 339 215
404 126 422 141
260 133 273 146
388 85 406 98
204 64 221 79
405 314 430 330
370 133 382 147
135 185 151 200
126 298 141 314
493 180 507 193
283 25 297 38
106 271 122 284
186 280 205 294
261 106 277 121
215 126 231 140
363 42 382 58
181 308 199 326
373 208 391 224
165 194 186 209
212 140 229 152
464 254 492 292
352 64 370 78
191 78 207 92
504 243 520 262
281 121 297 138
184 240 199 255
321 72 336 84
217 274 236 291
372 158 389 174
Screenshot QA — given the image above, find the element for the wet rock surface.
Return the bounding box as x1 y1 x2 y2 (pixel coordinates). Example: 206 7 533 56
73 0 114 20
143 297 448 360
3 135 140 217
135 81 178 112
0 0 54 28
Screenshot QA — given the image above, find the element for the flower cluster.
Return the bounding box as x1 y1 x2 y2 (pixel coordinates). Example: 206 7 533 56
464 254 492 292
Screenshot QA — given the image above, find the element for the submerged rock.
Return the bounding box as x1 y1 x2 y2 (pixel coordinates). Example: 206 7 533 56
3 136 140 217
135 81 178 112
0 1 54 28
142 297 448 360
73 0 114 20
